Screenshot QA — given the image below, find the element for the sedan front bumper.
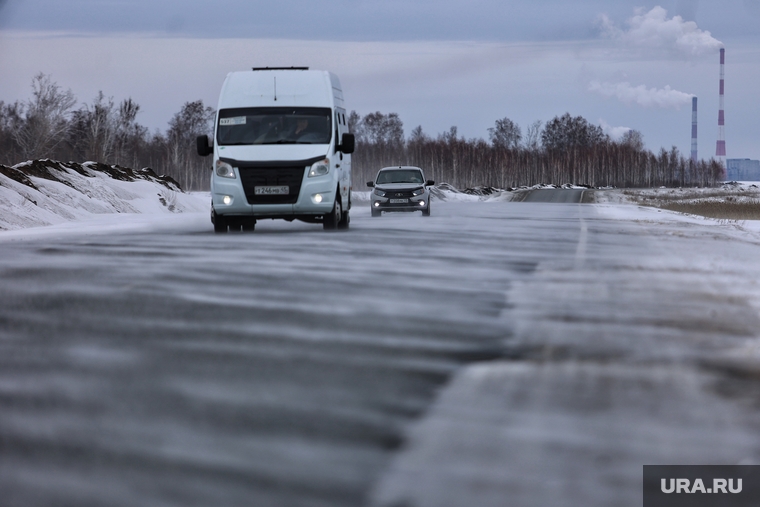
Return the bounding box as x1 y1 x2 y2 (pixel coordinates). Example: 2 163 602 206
371 197 429 212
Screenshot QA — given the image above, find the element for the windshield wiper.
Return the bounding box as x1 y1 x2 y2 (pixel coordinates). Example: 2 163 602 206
261 139 326 145
260 140 298 145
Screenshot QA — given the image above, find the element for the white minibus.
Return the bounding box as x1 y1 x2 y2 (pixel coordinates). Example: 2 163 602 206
197 67 355 232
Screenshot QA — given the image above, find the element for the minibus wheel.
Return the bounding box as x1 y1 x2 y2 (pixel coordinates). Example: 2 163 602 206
338 210 350 230
323 198 341 230
212 208 227 233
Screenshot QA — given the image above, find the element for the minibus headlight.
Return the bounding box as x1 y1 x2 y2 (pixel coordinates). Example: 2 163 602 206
373 188 387 197
308 159 330 178
412 187 425 196
216 160 236 179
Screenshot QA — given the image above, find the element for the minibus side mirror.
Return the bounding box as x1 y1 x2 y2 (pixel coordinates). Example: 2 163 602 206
367 181 375 187
426 180 435 186
197 135 213 157
339 133 355 154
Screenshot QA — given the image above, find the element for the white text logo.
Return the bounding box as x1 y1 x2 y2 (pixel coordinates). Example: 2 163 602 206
661 478 742 494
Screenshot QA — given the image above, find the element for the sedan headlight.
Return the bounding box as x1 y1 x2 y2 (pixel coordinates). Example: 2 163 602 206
373 188 387 197
308 159 330 178
216 160 236 179
411 187 425 196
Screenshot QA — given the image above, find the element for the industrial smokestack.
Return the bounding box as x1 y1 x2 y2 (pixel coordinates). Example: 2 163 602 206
715 48 726 167
691 96 698 163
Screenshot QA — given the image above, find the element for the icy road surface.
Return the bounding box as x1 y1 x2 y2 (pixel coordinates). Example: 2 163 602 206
2 195 760 507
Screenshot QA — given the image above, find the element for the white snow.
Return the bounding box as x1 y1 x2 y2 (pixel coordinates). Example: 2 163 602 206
0 160 208 233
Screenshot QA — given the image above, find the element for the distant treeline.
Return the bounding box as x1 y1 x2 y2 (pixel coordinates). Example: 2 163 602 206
0 74 724 191
350 112 725 190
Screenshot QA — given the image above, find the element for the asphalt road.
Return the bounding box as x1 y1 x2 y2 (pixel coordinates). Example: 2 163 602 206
0 195 578 507
2 191 759 507
520 188 586 203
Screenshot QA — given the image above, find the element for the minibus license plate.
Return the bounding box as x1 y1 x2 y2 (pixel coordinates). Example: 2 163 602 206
390 198 408 204
255 186 289 195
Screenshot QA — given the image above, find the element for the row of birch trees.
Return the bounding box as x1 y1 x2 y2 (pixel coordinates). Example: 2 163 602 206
0 74 724 191
0 74 214 190
349 112 724 190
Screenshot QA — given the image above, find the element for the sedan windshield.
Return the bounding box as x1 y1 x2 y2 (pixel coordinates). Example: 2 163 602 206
217 107 332 146
376 170 424 184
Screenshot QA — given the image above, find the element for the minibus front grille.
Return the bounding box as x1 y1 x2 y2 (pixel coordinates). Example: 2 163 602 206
239 167 305 204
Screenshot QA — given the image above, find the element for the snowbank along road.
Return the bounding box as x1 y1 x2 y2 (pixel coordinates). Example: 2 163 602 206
2 191 760 507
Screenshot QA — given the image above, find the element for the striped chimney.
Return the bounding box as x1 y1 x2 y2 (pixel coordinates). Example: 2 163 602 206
715 48 726 166
691 96 698 163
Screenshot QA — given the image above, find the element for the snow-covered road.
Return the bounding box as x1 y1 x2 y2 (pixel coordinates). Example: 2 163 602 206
2 197 760 506
372 200 760 506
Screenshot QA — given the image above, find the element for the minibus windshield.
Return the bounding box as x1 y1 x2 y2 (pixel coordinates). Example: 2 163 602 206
217 107 332 146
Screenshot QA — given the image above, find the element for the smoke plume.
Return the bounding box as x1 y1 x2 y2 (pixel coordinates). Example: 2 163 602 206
598 119 631 141
599 6 723 57
589 81 694 110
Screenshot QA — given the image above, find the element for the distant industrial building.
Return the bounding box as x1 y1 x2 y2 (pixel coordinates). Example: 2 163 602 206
726 159 760 181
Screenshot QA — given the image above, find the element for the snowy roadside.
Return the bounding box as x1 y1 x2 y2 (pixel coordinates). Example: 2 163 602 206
352 184 518 204
0 159 521 236
593 182 760 220
0 160 531 237
593 181 760 206
353 182 586 204
0 159 209 233
5 158 756 235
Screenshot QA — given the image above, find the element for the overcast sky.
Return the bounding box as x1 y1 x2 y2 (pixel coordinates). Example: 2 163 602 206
1 0 759 161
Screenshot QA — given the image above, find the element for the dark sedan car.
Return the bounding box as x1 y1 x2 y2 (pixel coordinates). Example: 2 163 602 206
367 166 434 217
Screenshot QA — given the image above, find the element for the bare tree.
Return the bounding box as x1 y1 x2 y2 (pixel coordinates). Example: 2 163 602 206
408 125 429 143
113 98 148 169
488 117 521 149
620 129 644 151
524 120 543 150
82 91 118 162
541 113 608 151
347 110 361 137
0 100 24 164
355 111 404 145
439 126 460 144
13 73 77 160
165 100 215 190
